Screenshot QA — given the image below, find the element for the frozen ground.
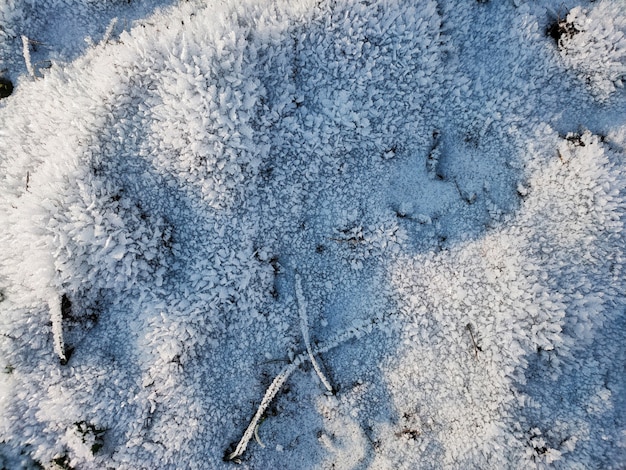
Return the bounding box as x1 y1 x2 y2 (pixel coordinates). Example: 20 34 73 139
0 0 625 468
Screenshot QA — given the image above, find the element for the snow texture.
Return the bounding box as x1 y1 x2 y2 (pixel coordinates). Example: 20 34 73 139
0 0 625 469
555 3 626 101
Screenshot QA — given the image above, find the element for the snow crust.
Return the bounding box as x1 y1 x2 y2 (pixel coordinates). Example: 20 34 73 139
0 0 625 468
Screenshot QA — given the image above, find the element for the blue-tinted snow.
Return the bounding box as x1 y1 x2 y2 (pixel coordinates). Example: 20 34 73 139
0 0 625 468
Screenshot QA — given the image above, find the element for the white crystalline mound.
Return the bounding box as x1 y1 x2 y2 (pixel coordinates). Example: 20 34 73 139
0 0 625 469
557 2 626 102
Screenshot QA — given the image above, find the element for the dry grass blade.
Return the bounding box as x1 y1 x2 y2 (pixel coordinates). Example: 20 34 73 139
295 274 333 393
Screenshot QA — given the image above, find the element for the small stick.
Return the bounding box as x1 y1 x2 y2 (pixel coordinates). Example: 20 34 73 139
227 319 376 462
25 171 30 191
21 36 36 78
101 17 118 45
465 323 480 359
227 361 298 461
295 274 333 393
48 293 66 363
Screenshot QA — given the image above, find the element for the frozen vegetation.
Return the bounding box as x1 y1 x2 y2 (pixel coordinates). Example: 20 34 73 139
0 0 625 468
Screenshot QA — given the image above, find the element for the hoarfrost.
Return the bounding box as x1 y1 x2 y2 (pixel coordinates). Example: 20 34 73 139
0 0 624 469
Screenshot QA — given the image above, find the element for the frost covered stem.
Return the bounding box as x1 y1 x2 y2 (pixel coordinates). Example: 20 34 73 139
295 274 333 393
227 319 377 462
48 293 66 363
228 361 298 461
21 36 36 78
101 18 118 45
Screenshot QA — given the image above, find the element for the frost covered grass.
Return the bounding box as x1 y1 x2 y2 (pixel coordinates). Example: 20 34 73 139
0 0 625 469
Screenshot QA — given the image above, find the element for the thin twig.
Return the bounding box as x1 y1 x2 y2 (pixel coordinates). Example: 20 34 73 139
295 273 333 393
227 361 297 461
48 293 66 363
101 17 118 45
227 318 377 462
21 36 36 78
465 323 480 359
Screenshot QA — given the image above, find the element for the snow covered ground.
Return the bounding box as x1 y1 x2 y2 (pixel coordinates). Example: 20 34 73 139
0 0 625 468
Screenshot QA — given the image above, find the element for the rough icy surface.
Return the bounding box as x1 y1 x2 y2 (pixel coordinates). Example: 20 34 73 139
0 0 625 468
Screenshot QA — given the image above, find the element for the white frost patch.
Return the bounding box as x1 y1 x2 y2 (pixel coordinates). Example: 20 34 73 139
0 0 624 469
557 2 626 101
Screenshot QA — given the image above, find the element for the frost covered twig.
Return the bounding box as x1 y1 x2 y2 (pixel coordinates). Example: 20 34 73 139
101 18 118 45
48 293 66 363
295 274 333 393
21 36 36 78
226 318 378 462
227 361 298 462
